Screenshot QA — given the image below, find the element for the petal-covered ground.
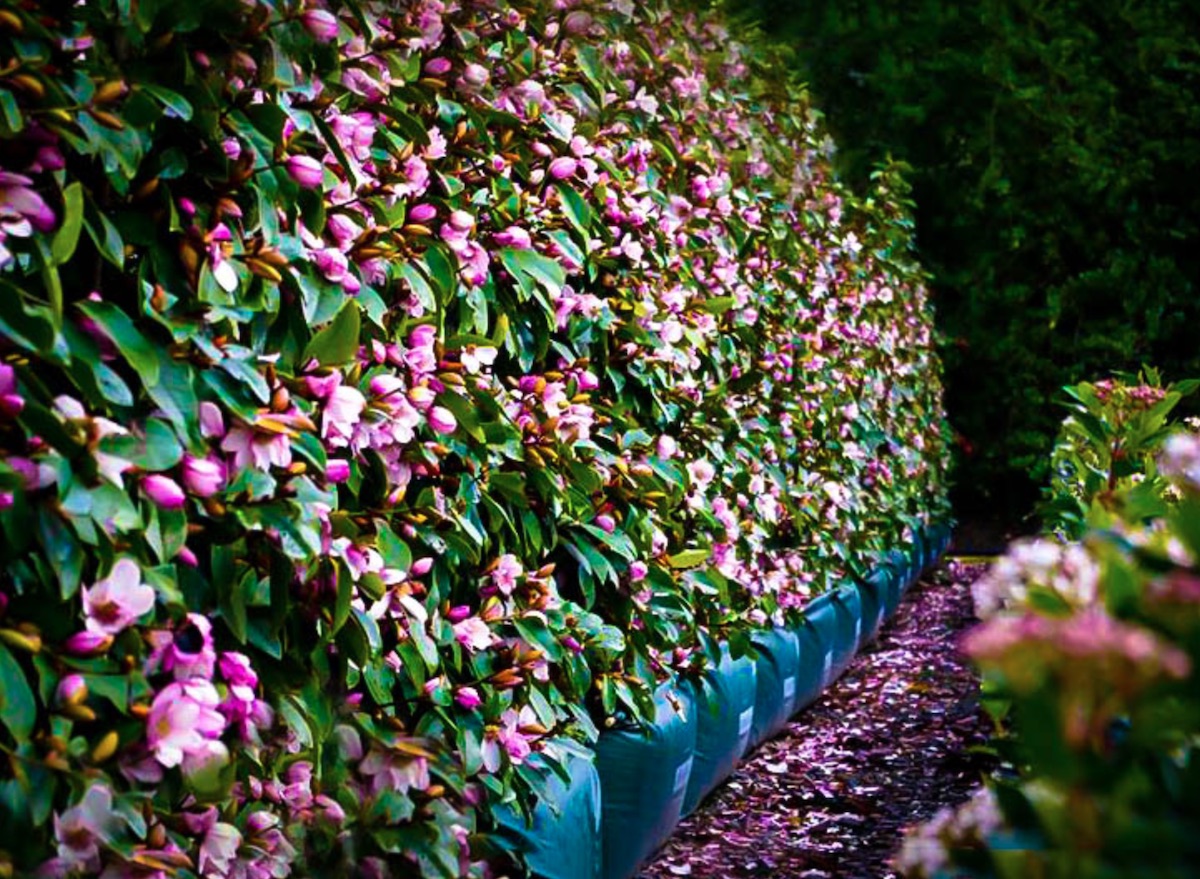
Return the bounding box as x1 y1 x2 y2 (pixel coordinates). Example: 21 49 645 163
642 561 993 879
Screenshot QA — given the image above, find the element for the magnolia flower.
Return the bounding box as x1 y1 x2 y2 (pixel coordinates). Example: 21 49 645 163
199 822 243 877
53 785 119 873
452 616 494 652
83 558 155 635
146 679 227 769
548 156 578 179
491 554 523 595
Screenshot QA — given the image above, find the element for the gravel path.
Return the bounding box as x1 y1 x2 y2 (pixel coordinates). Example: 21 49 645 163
641 561 993 879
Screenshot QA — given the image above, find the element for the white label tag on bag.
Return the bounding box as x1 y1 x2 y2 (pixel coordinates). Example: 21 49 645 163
673 756 694 794
782 675 796 701
738 706 754 737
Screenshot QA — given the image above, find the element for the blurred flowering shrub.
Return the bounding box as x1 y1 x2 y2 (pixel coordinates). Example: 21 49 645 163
900 376 1200 878
0 0 947 874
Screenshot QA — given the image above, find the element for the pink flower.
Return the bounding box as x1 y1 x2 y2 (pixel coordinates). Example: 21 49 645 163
452 616 494 652
285 155 325 189
427 405 457 435
199 401 226 439
322 384 366 448
492 554 523 595
150 613 216 681
326 459 351 482
146 679 227 769
630 561 648 582
83 558 155 635
53 786 119 873
199 822 243 877
300 8 339 42
358 747 430 795
182 454 225 497
142 473 186 509
455 686 483 710
595 513 616 534
459 63 489 92
548 156 578 179
220 422 292 472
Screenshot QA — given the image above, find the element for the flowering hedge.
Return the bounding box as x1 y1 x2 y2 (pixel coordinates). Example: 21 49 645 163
899 375 1200 877
0 0 947 875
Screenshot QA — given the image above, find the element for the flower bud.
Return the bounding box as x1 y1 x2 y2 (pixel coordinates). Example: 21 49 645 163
285 155 325 189
182 455 224 497
427 406 457 435
142 474 186 509
326 459 351 483
548 157 578 180
454 686 482 710
56 674 88 706
300 8 339 43
64 630 113 656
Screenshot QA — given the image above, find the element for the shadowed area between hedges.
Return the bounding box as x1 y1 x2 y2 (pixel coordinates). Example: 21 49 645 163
640 562 994 879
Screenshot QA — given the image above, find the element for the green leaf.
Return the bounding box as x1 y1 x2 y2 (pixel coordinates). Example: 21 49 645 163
138 84 194 120
667 548 710 569
375 523 413 573
76 300 159 385
0 87 24 135
0 642 36 741
301 299 361 367
50 183 85 266
556 184 594 237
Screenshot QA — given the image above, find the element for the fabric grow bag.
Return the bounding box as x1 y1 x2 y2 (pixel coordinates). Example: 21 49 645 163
682 645 758 815
494 742 602 879
748 627 802 749
799 586 860 690
882 549 909 614
595 683 696 879
789 618 828 714
857 567 890 646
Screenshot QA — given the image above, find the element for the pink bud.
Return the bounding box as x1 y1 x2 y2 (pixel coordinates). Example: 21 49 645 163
56 674 88 706
548 157 578 180
300 8 339 43
0 393 23 418
142 474 186 509
446 604 471 623
595 514 616 534
424 57 452 76
454 687 482 710
428 406 457 435
179 197 196 217
176 546 199 567
325 459 350 483
182 455 224 497
411 558 434 576
409 203 437 223
63 630 113 656
561 635 583 654
493 226 532 249
460 63 489 90
447 210 474 232
630 560 648 581
285 155 325 189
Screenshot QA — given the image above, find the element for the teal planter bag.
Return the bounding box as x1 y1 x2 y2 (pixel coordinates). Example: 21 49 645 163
882 549 909 614
682 645 757 815
790 618 827 713
494 741 602 879
799 587 858 690
748 627 802 749
595 684 696 879
857 568 890 646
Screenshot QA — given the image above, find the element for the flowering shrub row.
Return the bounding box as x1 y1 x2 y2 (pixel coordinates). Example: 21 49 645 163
899 374 1200 877
0 0 948 875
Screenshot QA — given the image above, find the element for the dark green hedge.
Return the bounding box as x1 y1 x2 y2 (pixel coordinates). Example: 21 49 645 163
736 0 1200 526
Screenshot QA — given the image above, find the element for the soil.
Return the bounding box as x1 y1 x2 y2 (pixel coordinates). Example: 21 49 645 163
639 561 994 879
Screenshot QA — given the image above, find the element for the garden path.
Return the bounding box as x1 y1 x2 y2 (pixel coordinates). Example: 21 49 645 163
641 562 992 879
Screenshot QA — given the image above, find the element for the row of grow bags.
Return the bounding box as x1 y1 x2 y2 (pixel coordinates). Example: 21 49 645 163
497 523 952 879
